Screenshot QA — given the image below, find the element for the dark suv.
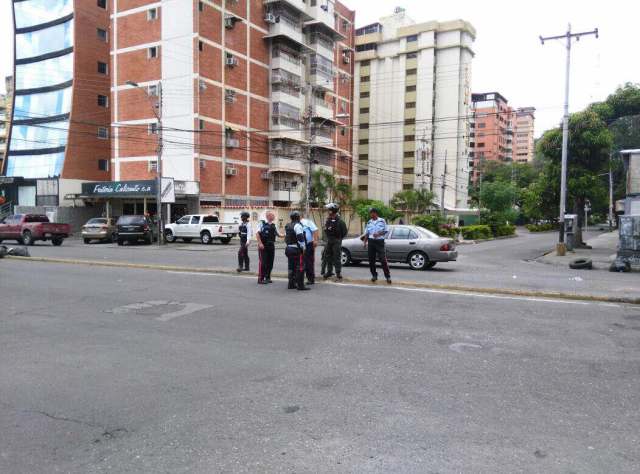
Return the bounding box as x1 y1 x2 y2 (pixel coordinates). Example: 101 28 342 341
116 215 156 245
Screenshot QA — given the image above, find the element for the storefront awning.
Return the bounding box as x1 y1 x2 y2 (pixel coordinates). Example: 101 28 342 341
81 180 156 199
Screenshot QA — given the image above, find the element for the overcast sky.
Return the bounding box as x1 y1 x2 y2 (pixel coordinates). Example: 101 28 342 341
1 0 638 137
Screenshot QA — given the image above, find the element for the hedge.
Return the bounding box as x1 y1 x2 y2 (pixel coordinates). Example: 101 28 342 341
526 223 557 232
494 224 516 237
460 225 492 240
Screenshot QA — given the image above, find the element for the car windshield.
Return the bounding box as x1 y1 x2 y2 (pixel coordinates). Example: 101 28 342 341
118 216 145 225
415 226 439 239
87 218 107 225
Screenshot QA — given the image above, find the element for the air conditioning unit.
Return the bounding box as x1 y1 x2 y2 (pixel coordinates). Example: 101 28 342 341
225 137 240 148
270 141 284 152
261 171 270 180
225 89 236 103
264 13 276 24
224 16 234 28
320 4 328 11
225 54 238 67
342 54 350 64
271 73 283 84
225 167 238 176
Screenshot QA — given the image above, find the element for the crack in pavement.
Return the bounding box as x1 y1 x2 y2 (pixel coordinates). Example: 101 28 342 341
25 410 103 429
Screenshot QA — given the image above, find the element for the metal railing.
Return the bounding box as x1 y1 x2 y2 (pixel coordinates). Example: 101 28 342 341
0 201 12 220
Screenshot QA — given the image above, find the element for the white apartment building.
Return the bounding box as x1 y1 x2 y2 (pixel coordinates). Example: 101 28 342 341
352 8 475 211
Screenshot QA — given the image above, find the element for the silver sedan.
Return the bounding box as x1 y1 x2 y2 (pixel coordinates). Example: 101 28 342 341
341 225 458 270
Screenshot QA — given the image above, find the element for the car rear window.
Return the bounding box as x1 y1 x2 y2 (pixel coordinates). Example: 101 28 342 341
25 215 49 223
87 218 107 225
118 216 145 225
202 215 219 223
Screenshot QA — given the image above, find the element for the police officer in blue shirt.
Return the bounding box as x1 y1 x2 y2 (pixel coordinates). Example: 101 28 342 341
284 211 309 290
362 207 392 284
300 213 319 285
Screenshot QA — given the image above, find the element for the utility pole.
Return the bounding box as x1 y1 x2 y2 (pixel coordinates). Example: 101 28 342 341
304 84 313 216
540 25 598 255
419 130 428 190
608 152 614 231
440 154 447 216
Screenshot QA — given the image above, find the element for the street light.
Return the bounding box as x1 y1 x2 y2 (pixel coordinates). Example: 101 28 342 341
126 80 163 246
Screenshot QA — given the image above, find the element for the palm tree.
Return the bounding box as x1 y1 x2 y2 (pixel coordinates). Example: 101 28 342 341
390 188 435 216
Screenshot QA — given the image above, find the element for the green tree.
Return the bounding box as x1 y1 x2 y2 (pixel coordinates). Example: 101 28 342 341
354 199 401 226
390 188 435 215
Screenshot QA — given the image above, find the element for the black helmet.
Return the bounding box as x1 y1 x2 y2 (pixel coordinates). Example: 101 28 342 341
289 210 301 221
240 211 250 220
368 207 379 214
325 202 339 212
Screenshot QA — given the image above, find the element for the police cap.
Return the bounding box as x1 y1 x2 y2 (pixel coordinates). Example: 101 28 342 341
289 210 301 221
368 207 379 214
325 202 339 212
240 211 250 219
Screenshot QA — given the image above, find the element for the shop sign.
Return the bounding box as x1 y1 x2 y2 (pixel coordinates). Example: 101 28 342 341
174 180 200 196
82 180 156 197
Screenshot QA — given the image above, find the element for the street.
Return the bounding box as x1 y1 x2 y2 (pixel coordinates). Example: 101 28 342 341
1 256 639 473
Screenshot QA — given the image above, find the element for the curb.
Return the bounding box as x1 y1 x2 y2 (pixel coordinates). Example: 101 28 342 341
457 234 519 245
6 255 639 305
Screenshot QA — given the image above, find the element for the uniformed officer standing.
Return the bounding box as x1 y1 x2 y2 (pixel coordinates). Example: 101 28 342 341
362 207 392 284
284 211 309 290
256 210 282 284
236 211 253 272
300 213 319 285
322 203 348 281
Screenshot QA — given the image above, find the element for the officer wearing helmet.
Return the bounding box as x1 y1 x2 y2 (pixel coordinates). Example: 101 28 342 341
284 210 309 290
321 202 348 281
236 211 253 272
362 207 392 284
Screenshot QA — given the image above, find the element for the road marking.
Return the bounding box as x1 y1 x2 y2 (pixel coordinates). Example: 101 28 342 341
106 300 212 322
166 271 599 306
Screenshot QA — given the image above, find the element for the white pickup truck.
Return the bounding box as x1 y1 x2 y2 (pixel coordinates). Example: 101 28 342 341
164 214 240 244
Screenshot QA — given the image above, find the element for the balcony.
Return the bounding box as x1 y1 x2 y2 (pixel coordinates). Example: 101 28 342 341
312 100 333 121
270 116 306 142
271 188 301 202
264 15 304 45
308 32 334 60
263 0 310 18
309 72 334 92
269 156 305 174
271 55 302 76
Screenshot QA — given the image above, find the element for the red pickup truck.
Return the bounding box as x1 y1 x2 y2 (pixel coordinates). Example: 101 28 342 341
0 214 71 246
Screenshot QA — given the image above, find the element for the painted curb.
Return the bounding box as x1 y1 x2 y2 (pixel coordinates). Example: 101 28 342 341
6 255 638 305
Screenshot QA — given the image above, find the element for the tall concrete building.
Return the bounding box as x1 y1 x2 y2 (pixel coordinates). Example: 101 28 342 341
513 107 535 163
352 8 475 212
5 0 111 192
110 0 355 216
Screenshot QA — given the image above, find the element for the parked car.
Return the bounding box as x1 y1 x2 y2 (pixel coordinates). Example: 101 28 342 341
0 214 71 246
163 214 240 244
341 225 457 270
116 215 157 245
82 217 118 244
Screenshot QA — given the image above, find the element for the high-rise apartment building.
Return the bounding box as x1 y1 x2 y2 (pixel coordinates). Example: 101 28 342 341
352 8 475 211
5 0 111 188
513 107 535 163
111 0 354 215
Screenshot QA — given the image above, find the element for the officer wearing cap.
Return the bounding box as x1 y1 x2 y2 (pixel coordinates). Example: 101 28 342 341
236 211 253 272
322 203 348 281
256 210 282 284
284 211 309 290
362 207 392 284
300 212 319 285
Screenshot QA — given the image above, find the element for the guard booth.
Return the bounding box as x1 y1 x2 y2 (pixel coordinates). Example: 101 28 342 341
611 150 640 271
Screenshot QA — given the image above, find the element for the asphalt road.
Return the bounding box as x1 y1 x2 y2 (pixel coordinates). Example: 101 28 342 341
1 260 639 473
10 228 637 299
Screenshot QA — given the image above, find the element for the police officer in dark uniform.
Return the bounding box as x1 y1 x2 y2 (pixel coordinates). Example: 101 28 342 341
284 210 309 291
236 211 252 272
256 210 281 284
322 202 348 281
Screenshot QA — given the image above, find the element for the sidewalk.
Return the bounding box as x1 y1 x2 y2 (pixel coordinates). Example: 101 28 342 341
538 231 619 270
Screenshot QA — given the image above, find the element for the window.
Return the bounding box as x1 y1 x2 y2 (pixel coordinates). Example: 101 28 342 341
198 41 203 51
478 123 486 128
360 91 369 98
97 95 108 107
405 85 416 92
97 28 107 42
190 216 200 224
359 107 369 114
147 8 158 21
359 154 368 160
391 227 412 239
149 123 158 134
404 135 415 142
403 151 414 158
407 52 417 59
406 68 417 75
406 34 418 42
149 161 158 172
148 46 158 59
97 61 108 74
403 167 414 174
358 185 368 191
340 127 346 136
358 169 368 176
477 142 485 148
199 1 204 11
200 159 206 169
98 159 109 171
360 60 370 67
97 127 108 139
404 118 415 125
405 102 416 109
359 138 368 145
199 119 205 130
360 76 370 83
97 0 106 8
203 215 219 223
403 184 413 190
342 19 349 32
360 123 369 129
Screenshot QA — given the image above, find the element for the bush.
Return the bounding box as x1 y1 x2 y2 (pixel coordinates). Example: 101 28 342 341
526 223 557 232
494 224 516 237
438 225 460 239
413 215 459 238
460 225 492 240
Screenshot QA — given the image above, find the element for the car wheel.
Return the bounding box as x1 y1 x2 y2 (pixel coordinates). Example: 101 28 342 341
201 231 212 245
117 239 124 246
408 251 428 270
84 238 91 244
51 237 63 246
164 230 175 243
22 230 33 246
182 238 193 243
341 248 352 266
